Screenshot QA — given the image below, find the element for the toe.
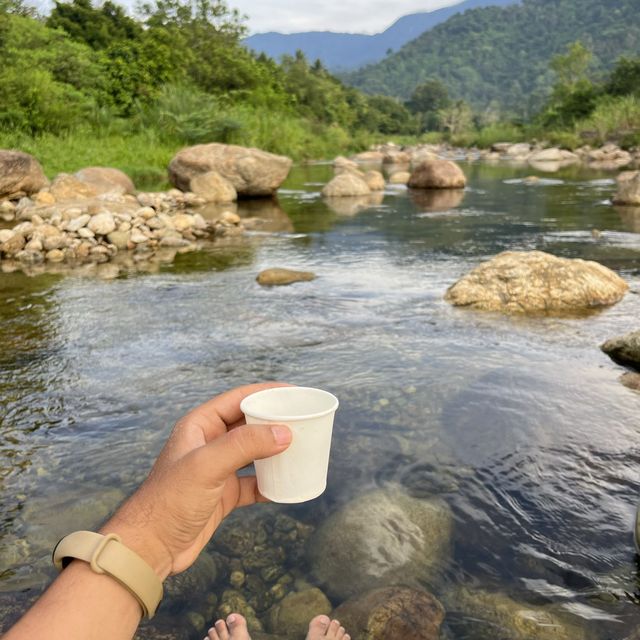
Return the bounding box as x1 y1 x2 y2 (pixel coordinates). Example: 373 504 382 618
215 619 230 640
306 614 331 640
226 613 250 640
327 619 342 639
336 625 346 640
207 627 220 640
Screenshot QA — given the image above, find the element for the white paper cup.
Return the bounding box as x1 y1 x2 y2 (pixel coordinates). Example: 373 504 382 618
240 386 339 503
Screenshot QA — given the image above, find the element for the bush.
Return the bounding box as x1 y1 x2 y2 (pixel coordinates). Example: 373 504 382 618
575 94 640 145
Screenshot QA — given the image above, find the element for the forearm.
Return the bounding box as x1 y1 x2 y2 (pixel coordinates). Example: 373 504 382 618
4 561 143 640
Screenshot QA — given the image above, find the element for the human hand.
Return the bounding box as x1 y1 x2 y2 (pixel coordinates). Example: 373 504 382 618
100 382 292 579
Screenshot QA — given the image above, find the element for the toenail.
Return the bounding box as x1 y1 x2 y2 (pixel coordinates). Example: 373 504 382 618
227 614 236 625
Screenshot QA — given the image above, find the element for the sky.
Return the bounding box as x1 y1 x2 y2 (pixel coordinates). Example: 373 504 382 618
229 0 462 35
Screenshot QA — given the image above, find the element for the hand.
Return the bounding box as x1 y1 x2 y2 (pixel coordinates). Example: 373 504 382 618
100 383 292 578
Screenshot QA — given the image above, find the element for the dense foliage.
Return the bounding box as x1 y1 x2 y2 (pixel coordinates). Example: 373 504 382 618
0 0 415 164
345 0 640 118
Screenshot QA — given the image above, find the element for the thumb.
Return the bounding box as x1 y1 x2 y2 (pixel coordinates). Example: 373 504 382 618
194 423 292 482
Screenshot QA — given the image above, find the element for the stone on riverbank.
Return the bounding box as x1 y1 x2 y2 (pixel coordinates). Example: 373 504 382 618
444 250 628 313
408 159 466 189
322 173 371 197
613 171 640 205
332 586 445 640
50 173 101 201
169 143 292 197
601 330 640 371
0 150 48 200
256 268 316 286
74 167 136 195
308 486 452 600
189 170 237 203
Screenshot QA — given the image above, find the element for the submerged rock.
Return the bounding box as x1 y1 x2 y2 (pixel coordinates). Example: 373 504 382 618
444 250 628 313
0 150 48 200
444 586 586 640
408 159 466 189
169 143 292 197
267 588 331 636
601 330 640 371
256 268 316 286
333 586 445 640
308 486 452 600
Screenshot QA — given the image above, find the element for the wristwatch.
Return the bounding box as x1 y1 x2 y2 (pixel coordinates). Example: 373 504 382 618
52 530 163 618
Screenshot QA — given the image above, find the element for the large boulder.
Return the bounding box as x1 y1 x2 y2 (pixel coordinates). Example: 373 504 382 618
613 171 640 205
0 150 48 199
444 250 628 313
363 170 385 191
168 143 292 197
50 173 100 201
601 330 640 371
322 173 371 197
308 486 452 600
74 167 135 195
408 159 466 189
333 586 445 640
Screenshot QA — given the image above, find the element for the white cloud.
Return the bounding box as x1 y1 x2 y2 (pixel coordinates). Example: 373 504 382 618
231 0 461 35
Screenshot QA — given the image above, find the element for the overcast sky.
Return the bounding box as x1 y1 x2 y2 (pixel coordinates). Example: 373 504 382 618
231 0 462 35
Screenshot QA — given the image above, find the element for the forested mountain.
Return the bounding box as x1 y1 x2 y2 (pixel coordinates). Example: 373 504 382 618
345 0 640 116
243 0 520 72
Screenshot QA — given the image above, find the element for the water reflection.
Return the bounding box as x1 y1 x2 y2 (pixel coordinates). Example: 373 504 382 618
409 188 465 213
616 206 640 234
323 192 384 216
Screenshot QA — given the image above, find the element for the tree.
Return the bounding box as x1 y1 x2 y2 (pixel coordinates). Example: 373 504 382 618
606 56 640 97
405 78 450 131
438 100 473 135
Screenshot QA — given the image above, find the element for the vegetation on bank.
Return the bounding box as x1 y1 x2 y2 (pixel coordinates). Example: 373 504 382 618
0 0 416 180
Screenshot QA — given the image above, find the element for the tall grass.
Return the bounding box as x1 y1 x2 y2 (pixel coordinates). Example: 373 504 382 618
576 95 640 145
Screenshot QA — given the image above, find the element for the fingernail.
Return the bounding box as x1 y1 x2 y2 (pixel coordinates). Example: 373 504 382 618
270 424 292 445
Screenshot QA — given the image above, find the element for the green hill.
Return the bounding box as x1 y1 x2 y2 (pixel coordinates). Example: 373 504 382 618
344 0 640 117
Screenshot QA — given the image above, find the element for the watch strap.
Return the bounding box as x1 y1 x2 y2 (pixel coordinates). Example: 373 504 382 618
52 530 163 618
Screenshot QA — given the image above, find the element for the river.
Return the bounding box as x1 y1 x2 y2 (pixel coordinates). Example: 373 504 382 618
1 160 640 639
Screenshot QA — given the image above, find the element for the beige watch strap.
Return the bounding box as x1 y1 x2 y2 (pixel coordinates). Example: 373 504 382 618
52 530 163 618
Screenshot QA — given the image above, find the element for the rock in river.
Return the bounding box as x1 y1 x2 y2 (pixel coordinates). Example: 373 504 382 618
308 486 452 600
322 173 371 197
267 588 332 636
169 143 292 197
408 159 466 189
333 586 445 640
256 268 316 286
0 150 48 200
444 250 628 313
613 170 640 205
601 330 640 371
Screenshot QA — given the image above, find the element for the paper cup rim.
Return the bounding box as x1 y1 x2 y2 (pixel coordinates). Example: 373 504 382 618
240 386 339 422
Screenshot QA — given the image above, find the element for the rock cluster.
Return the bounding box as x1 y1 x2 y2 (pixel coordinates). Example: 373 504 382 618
445 250 628 314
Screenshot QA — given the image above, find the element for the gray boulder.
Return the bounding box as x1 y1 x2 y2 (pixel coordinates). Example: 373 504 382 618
444 250 628 314
0 150 48 199
601 330 640 371
169 143 292 197
308 486 452 600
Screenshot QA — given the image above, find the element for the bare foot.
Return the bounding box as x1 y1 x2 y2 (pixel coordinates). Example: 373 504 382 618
306 615 351 640
205 613 251 640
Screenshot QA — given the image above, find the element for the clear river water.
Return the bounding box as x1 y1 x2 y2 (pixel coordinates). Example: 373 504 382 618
2 160 640 639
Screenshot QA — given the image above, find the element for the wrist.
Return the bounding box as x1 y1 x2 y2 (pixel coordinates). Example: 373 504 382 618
99 519 173 581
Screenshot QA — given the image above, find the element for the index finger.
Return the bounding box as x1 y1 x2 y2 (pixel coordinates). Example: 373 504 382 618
187 381 292 441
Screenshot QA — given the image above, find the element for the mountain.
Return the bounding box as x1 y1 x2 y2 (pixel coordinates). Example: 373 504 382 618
344 0 640 115
242 0 520 72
